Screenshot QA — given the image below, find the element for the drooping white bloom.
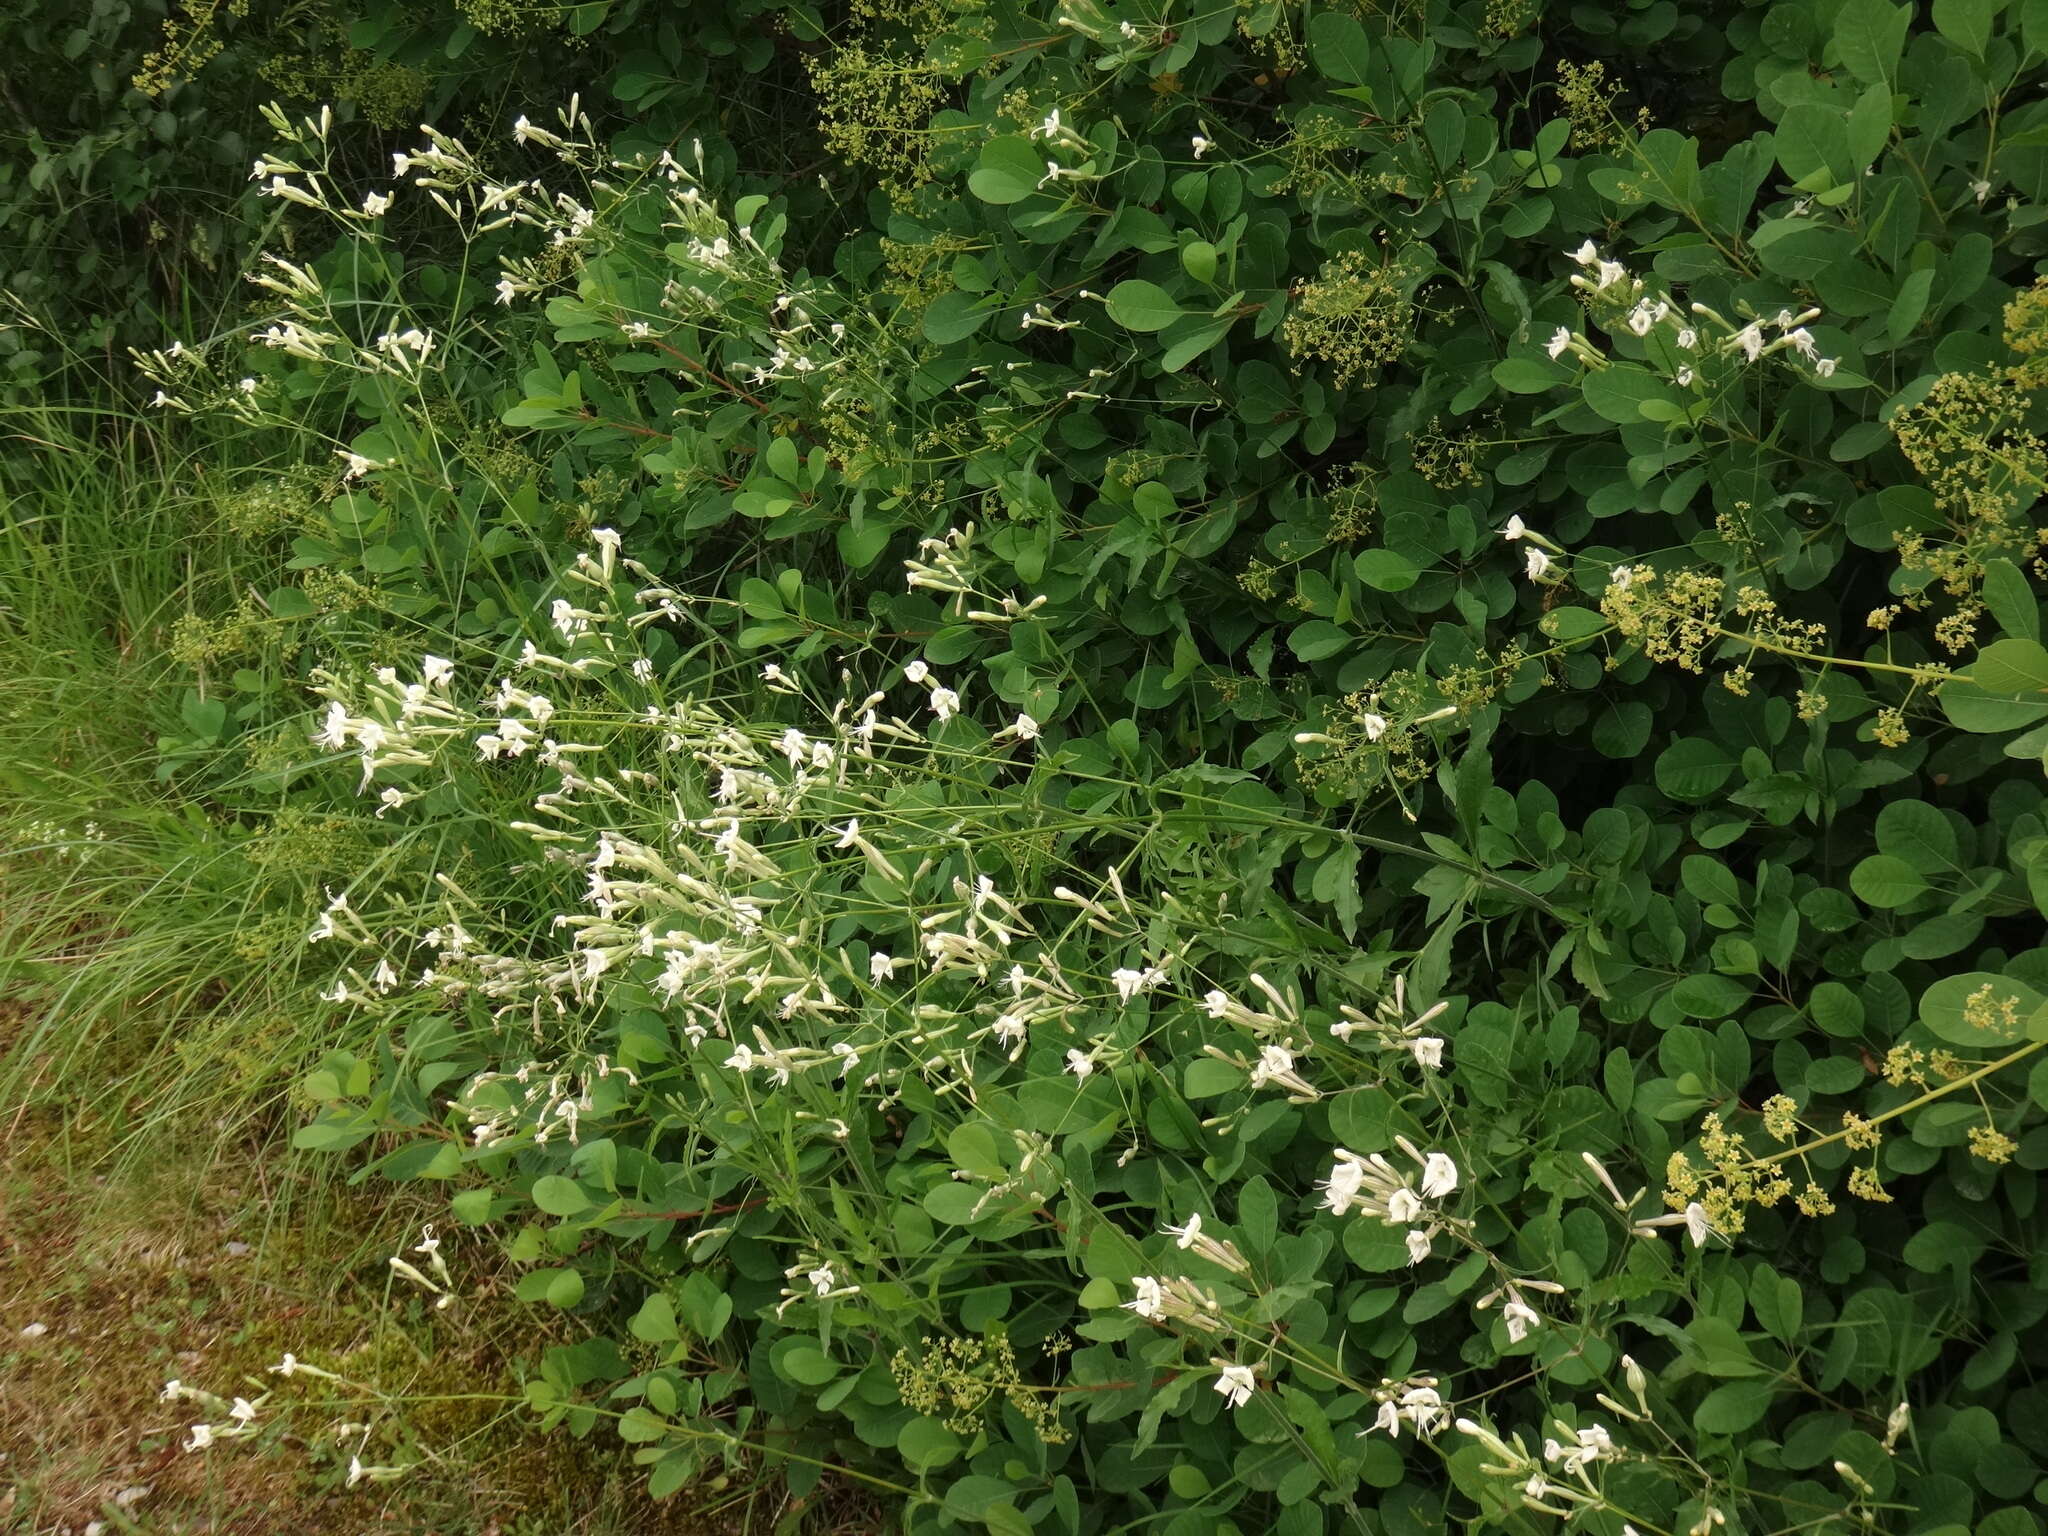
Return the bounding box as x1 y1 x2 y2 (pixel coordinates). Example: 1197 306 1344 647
1815 357 1837 378
1569 240 1600 266
904 659 930 685
362 190 392 217
1524 547 1553 581
1406 1227 1434 1265
1676 365 1695 387
1192 135 1212 159
1010 712 1040 741
1031 108 1063 141
1410 1036 1445 1070
928 687 961 721
869 952 898 984
1546 327 1571 359
1733 322 1766 361
1420 1152 1459 1199
1501 514 1527 541
184 1424 214 1452
1360 712 1389 741
1386 1186 1424 1224
1124 1276 1166 1318
1318 1156 1368 1215
229 1398 257 1423
1684 1201 1712 1247
1065 1049 1094 1079
1502 1294 1542 1343
1163 1213 1202 1249
1212 1362 1258 1409
1676 326 1698 349
1247 1043 1296 1089
807 1265 836 1296
1594 260 1627 289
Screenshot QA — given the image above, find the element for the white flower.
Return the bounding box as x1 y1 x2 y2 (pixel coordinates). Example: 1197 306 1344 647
1626 304 1656 337
1319 1156 1367 1215
869 952 898 984
1684 1201 1712 1247
1524 546 1553 581
1065 1049 1094 1079
19 1321 48 1339
494 277 518 306
1501 514 1527 541
807 1265 836 1296
1569 239 1600 266
1031 108 1063 140
1386 1187 1424 1224
1360 712 1389 741
1733 322 1766 361
1502 1294 1541 1343
1546 327 1571 359
347 1456 366 1488
1212 1362 1258 1409
229 1398 257 1423
1815 357 1837 378
238 376 258 394
1163 1213 1202 1249
1248 1043 1296 1089
725 1044 756 1072
1008 712 1040 741
362 190 392 217
1594 260 1627 289
1405 1228 1433 1265
1676 365 1695 386
1420 1152 1459 1199
391 151 413 176
1111 966 1166 1004
1676 326 1698 349
184 1424 214 1452
1409 1036 1445 1070
1192 135 1212 159
928 686 961 721
1973 178 1992 203
903 659 930 685
1785 326 1818 360
270 1353 298 1377
1123 1276 1166 1318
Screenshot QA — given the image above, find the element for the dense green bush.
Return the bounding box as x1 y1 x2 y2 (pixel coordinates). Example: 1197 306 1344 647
129 0 2048 1531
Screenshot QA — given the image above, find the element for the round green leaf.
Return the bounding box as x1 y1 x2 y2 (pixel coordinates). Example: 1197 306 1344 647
1105 280 1186 333
1849 853 1928 908
1918 972 2047 1048
532 1174 591 1215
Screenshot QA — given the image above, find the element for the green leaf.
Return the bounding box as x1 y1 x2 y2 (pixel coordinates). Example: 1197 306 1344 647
630 1292 679 1343
1919 972 2048 1048
968 136 1046 204
1833 0 1909 89
1493 356 1563 394
1672 973 1752 1020
1933 0 1994 57
1849 854 1929 908
1656 738 1737 801
1105 280 1185 333
1694 1379 1777 1435
1289 619 1353 662
1307 11 1372 82
1875 799 1957 874
1581 363 1683 425
1354 549 1420 591
532 1175 591 1215
1973 636 2048 695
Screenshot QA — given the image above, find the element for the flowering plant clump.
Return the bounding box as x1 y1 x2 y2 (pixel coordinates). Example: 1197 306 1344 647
108 0 2048 1530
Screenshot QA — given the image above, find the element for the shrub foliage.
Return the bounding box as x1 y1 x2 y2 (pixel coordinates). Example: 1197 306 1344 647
108 0 2048 1531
